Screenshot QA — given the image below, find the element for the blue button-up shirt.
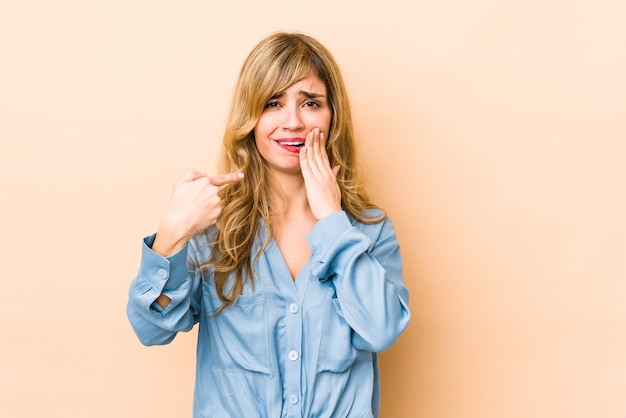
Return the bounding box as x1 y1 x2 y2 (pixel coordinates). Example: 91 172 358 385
127 210 410 418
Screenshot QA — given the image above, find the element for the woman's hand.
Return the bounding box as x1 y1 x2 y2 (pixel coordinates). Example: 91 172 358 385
152 170 244 256
299 128 342 220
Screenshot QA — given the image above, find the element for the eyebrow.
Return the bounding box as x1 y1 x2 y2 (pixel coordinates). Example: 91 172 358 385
300 90 326 99
269 90 326 100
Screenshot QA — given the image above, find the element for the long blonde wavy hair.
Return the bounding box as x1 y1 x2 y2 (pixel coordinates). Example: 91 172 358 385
204 32 385 312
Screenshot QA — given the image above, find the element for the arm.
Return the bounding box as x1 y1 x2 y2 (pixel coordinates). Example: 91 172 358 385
126 170 244 345
307 211 410 352
126 235 201 346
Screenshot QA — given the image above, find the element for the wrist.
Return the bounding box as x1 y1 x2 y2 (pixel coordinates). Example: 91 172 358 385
153 217 191 257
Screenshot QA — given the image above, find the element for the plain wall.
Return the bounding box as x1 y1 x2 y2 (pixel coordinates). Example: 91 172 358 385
1 1 625 417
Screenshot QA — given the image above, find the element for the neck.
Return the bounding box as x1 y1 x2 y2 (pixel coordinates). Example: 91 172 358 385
269 171 311 219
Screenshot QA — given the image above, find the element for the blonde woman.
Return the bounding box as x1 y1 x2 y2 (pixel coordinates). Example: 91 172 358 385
127 32 410 418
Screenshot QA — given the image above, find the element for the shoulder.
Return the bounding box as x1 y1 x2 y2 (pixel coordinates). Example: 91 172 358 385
347 208 397 241
347 208 390 227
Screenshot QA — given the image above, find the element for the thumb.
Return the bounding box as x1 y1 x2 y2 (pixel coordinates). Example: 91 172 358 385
177 169 206 186
332 165 340 177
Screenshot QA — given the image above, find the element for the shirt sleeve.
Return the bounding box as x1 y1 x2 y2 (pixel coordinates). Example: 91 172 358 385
126 234 202 346
306 210 410 352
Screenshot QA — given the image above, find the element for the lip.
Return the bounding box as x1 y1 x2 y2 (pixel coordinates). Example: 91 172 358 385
273 138 305 153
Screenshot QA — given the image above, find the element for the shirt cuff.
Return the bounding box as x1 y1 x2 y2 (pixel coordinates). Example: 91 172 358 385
139 234 190 293
307 211 353 254
307 211 367 280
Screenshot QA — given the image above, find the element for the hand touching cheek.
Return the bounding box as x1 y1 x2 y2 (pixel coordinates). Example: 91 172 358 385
299 128 341 220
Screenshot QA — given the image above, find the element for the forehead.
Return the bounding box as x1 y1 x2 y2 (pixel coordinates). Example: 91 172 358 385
284 71 327 95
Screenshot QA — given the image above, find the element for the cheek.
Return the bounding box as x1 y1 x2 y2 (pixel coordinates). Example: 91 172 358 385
254 113 277 139
319 111 332 134
253 119 267 139
304 110 332 133
253 117 272 157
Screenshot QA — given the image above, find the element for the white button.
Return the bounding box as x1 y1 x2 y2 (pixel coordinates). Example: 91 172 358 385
289 303 299 313
157 268 168 279
289 394 298 404
288 350 299 361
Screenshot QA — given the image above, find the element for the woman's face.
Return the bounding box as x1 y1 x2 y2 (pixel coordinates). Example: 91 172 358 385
254 70 332 176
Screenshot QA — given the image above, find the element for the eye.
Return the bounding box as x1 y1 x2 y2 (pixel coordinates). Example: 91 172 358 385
264 101 280 109
304 101 320 108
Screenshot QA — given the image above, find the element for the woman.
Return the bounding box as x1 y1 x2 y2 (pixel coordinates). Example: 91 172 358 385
127 32 410 418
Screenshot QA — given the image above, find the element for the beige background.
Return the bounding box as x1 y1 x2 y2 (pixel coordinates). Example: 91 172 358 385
1 0 625 417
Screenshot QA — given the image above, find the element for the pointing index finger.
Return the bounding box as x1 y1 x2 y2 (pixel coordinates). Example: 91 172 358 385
208 172 245 187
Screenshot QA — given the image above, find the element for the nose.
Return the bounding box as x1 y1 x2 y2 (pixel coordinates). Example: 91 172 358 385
282 104 304 131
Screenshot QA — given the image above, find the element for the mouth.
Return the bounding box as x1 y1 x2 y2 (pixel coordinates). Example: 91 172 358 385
274 139 305 153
